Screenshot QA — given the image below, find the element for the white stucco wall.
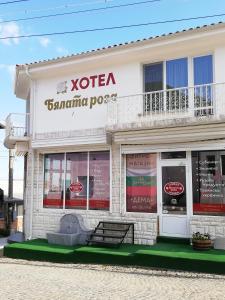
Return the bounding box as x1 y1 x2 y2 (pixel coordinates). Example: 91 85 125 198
34 63 142 134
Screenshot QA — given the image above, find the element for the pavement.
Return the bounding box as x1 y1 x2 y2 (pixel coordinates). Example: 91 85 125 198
0 257 225 300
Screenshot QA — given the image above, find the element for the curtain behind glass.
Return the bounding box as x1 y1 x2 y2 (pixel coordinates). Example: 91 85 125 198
194 55 213 85
166 58 188 111
166 58 188 89
194 55 213 115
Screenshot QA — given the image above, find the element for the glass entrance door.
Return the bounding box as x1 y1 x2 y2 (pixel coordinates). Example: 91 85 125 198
162 166 186 215
159 159 190 237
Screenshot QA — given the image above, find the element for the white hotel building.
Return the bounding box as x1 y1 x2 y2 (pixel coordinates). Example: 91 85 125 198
4 22 225 244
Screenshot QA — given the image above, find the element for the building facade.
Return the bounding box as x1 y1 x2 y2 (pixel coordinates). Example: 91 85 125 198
4 23 225 245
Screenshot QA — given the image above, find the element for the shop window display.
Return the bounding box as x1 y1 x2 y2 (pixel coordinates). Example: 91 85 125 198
192 150 225 215
43 153 64 208
43 151 110 211
89 151 110 210
65 152 88 209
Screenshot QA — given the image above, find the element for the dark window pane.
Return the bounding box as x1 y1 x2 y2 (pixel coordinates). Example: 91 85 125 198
144 63 163 113
162 166 186 214
89 151 110 211
192 150 225 215
144 63 163 92
43 153 64 209
161 152 186 159
126 153 157 213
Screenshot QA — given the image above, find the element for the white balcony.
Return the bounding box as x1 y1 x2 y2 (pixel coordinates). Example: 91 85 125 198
107 83 225 131
4 113 30 154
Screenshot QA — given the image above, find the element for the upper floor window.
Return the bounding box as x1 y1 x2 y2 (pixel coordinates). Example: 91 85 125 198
144 57 188 93
166 58 188 89
144 55 213 92
143 55 213 114
193 55 213 116
144 62 163 92
194 55 213 86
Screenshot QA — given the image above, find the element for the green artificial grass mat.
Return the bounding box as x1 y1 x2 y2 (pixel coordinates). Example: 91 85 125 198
137 243 225 262
4 239 225 274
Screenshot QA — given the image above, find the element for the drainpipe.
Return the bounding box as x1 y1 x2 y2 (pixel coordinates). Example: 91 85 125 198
25 66 34 240
28 149 34 239
119 144 122 214
7 149 15 233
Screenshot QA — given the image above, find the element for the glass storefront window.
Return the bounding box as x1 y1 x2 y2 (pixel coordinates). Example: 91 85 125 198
126 153 157 213
89 151 110 210
65 152 88 210
43 151 110 211
43 153 64 209
192 150 225 215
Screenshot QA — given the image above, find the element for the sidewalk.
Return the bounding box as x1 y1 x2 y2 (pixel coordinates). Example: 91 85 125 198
0 257 225 300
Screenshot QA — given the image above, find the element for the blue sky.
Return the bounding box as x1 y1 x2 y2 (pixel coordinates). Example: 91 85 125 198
0 0 225 180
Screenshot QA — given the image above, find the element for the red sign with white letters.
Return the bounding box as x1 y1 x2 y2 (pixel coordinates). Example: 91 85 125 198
69 182 83 194
164 182 184 196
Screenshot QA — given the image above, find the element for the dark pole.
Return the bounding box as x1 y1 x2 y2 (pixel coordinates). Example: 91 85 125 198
7 149 14 232
8 149 14 200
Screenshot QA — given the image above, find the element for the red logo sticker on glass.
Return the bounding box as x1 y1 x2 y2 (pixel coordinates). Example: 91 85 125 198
69 182 83 193
164 182 184 196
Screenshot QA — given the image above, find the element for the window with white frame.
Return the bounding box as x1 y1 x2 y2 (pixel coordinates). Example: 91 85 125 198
143 55 213 114
43 151 110 211
192 150 225 216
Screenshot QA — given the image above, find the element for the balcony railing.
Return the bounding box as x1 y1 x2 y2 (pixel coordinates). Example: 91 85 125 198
107 83 225 129
5 113 30 140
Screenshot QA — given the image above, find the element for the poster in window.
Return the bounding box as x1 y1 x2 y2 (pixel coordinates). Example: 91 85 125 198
126 153 157 213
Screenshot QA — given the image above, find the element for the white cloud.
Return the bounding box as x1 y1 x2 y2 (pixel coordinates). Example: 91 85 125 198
0 64 15 80
39 37 51 47
0 22 21 45
56 46 69 55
